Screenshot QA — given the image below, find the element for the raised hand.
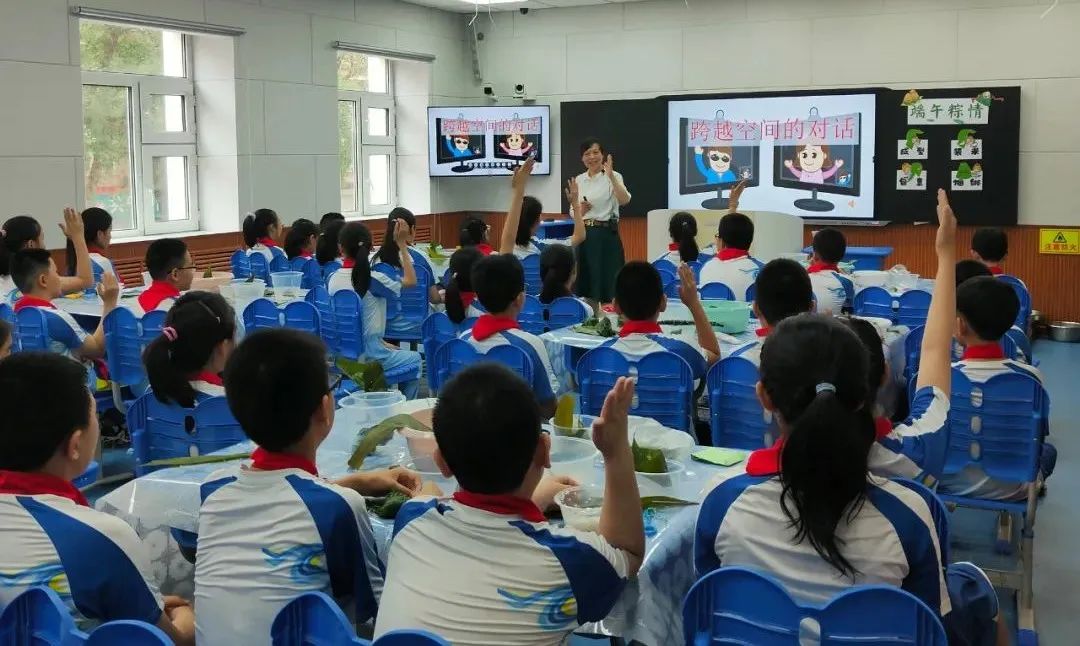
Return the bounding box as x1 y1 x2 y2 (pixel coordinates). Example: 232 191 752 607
59 207 83 240
934 188 957 253
602 154 615 178
511 156 535 191
591 377 634 460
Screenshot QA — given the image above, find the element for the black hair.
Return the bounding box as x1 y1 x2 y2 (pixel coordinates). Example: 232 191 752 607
971 227 1008 263
242 208 280 248
615 261 663 322
433 363 541 494
316 219 346 265
445 247 482 324
459 217 488 248
717 212 754 251
957 276 1019 342
223 329 329 452
539 244 575 305
66 207 112 276
145 238 189 281
143 292 236 408
0 319 10 352
668 212 699 263
374 207 416 267
579 137 605 156
812 227 846 264
339 222 373 297
754 259 813 325
759 315 874 579
319 212 345 232
0 352 92 471
0 215 42 278
840 317 886 410
955 259 992 287
516 197 543 247
12 249 53 294
473 254 524 314
284 218 318 260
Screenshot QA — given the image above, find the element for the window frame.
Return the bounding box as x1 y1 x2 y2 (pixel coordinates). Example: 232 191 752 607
337 54 396 219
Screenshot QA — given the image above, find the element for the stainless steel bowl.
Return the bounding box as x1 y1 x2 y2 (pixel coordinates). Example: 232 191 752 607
1048 321 1080 343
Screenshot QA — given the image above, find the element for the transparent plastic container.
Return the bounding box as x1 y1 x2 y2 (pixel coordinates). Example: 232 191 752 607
555 485 604 533
270 271 303 301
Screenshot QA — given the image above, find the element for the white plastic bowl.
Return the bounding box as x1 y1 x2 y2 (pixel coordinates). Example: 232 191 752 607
554 485 604 533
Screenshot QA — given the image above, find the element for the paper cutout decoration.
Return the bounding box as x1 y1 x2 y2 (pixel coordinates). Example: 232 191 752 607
897 162 928 190
951 163 984 191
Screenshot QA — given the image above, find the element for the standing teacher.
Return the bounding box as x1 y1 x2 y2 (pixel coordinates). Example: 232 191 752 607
574 137 631 310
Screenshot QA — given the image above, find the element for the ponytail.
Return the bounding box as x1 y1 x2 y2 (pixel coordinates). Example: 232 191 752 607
316 220 345 265
284 218 318 259
339 222 373 297
375 207 415 267
539 244 575 305
445 247 481 324
759 315 873 579
143 292 236 408
66 207 112 276
0 216 43 278
669 212 699 263
242 208 279 248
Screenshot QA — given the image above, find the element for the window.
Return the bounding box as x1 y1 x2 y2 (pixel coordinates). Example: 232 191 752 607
337 52 396 217
80 22 199 237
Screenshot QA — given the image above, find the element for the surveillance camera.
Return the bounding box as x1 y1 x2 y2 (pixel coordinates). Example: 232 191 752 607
519 7 529 14
513 83 526 98
483 84 495 96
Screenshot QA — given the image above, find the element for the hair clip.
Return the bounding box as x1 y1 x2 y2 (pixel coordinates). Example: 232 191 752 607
162 326 178 342
815 382 836 394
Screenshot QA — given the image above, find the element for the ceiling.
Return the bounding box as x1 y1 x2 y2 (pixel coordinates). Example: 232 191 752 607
402 0 649 13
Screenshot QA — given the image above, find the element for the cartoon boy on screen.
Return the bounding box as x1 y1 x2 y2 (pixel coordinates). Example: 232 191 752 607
694 145 736 183
499 132 534 157
444 132 475 159
784 139 844 184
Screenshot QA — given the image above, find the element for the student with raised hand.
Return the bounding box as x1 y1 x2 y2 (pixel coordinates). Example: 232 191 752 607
443 247 483 324
242 208 286 264
806 227 854 316
284 218 318 260
143 292 236 407
694 314 1005 646
137 238 195 314
499 158 586 259
66 207 114 282
375 366 643 644
1 210 94 302
0 352 196 644
196 329 422 644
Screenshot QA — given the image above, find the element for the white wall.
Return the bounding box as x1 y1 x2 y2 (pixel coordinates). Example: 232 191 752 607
0 0 473 247
450 0 1080 225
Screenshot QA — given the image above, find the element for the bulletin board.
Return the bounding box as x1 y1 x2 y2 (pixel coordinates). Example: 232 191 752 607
875 86 1020 224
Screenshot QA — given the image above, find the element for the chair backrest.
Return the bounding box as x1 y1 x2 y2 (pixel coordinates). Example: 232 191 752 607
248 252 271 283
944 368 1045 483
332 290 365 361
230 249 251 280
682 567 803 645
422 312 459 393
518 295 545 335
853 286 897 322
897 289 932 327
270 591 366 646
131 392 245 475
577 348 695 432
1001 326 1031 363
707 356 776 450
819 585 947 645
82 621 172 645
546 297 589 331
242 298 282 333
998 275 1031 329
103 307 148 387
305 286 338 353
700 282 736 301
283 300 321 336
521 253 542 296
14 307 49 351
0 586 77 646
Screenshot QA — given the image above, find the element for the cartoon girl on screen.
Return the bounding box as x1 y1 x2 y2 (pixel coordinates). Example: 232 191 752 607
784 141 844 184
444 133 475 159
499 132 534 157
694 145 737 183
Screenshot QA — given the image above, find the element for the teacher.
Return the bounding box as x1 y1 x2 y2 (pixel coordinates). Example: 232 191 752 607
574 137 631 308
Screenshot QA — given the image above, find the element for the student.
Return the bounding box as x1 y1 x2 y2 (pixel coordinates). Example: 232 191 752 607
807 227 854 316
328 222 421 399
138 238 194 314
602 262 720 381
0 320 12 359
284 218 318 260
937 276 1052 501
697 212 764 302
242 208 286 265
695 315 1004 646
728 258 815 366
319 211 345 232
444 247 484 324
971 227 1010 276
461 254 561 418
538 244 591 318
195 329 421 644
375 365 644 644
0 352 196 644
373 208 438 312
1 210 94 302
143 292 236 407
458 217 493 255
657 211 700 265
11 249 118 361
499 158 585 259
316 219 346 266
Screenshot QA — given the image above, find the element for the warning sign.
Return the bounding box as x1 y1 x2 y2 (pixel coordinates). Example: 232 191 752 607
1039 229 1080 255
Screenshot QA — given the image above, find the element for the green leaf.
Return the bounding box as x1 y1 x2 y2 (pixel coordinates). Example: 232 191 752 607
348 414 432 469
142 452 251 468
640 496 698 509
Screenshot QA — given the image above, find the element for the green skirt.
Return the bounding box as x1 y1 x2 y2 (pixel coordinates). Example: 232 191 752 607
576 224 624 303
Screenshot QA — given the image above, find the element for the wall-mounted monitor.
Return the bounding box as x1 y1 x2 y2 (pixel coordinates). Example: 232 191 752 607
428 105 551 177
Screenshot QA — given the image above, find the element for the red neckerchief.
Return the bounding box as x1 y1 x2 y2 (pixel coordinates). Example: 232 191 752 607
717 248 750 261
667 243 679 252
807 262 839 274
13 296 56 313
191 371 224 386
341 258 356 269
250 447 318 477
298 251 313 259
452 491 546 523
88 245 106 255
962 343 1006 360
476 243 494 256
257 237 279 248
755 326 771 338
746 437 785 476
875 417 893 441
138 280 180 312
0 470 89 506
619 320 662 337
988 265 1004 276
460 291 477 309
471 314 519 341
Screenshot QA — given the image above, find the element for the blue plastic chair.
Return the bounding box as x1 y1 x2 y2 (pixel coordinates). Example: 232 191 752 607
518 295 545 335
897 289 932 327
230 249 251 280
998 274 1031 331
699 282 736 301
14 307 49 351
248 252 271 284
546 297 589 331
431 339 534 389
305 286 338 354
853 286 897 322
521 253 542 296
421 312 459 393
707 357 777 450
576 348 695 432
128 392 246 476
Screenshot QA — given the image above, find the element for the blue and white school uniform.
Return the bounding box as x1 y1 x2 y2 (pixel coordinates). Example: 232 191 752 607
375 493 629 645
697 251 764 302
195 455 384 644
869 386 950 482
462 317 560 403
0 473 163 629
807 263 854 316
328 264 421 399
13 297 87 360
598 325 708 380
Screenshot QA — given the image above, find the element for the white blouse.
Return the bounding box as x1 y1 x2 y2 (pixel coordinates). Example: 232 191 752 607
574 170 630 222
